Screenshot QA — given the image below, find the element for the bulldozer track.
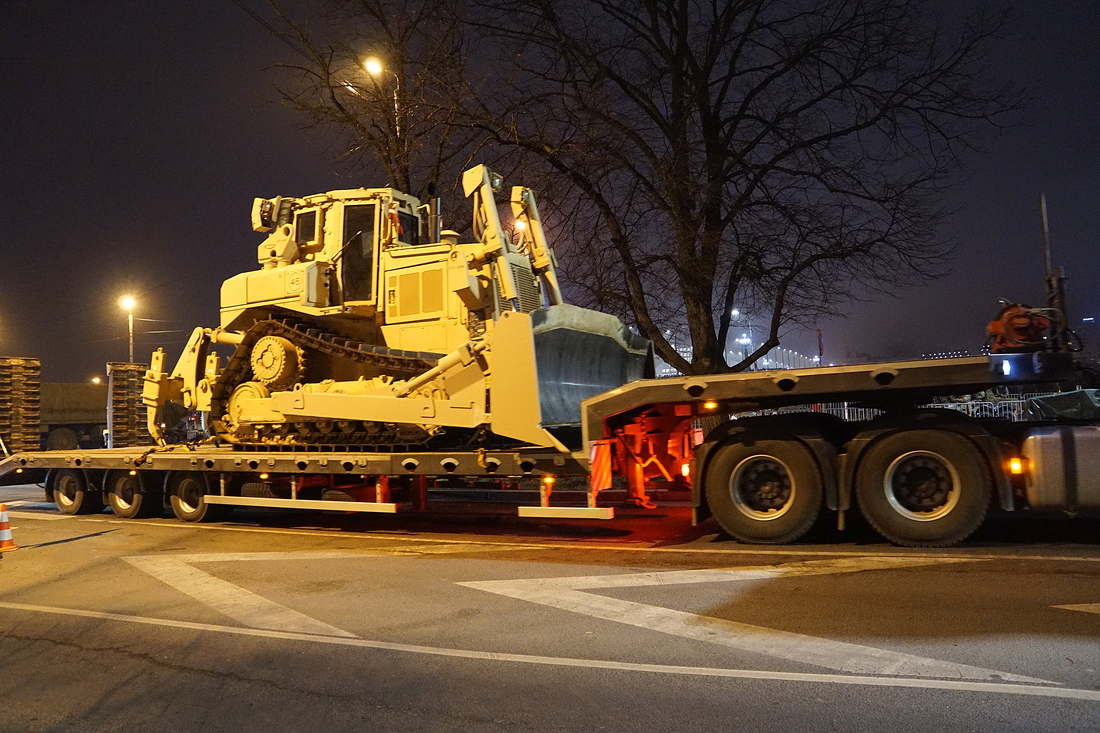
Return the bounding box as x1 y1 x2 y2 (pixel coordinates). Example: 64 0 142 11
211 320 442 449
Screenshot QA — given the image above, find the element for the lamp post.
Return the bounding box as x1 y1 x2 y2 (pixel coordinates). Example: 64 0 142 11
119 296 135 363
363 57 409 190
364 57 401 137
729 308 758 369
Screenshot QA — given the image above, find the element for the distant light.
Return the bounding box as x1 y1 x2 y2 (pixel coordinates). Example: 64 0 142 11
91 377 101 384
514 220 527 230
364 58 383 76
1084 317 1095 323
1002 360 1012 377
731 309 740 317
119 295 136 311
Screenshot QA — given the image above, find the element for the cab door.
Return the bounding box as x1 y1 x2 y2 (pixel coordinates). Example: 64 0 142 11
339 202 378 303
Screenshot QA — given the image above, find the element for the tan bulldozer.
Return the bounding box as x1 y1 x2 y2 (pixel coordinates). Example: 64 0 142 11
143 165 652 452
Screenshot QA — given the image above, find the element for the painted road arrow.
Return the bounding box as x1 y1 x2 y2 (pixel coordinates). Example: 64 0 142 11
460 556 1053 683
1053 603 1100 615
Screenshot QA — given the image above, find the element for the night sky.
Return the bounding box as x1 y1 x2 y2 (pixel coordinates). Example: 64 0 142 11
2 1 1098 382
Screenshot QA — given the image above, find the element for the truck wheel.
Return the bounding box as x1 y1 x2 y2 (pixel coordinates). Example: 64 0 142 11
704 437 823 543
855 430 991 547
168 472 231 523
46 427 80 451
50 469 104 515
106 470 162 519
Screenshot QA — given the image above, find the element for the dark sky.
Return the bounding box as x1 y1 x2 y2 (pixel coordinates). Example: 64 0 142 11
1 1 1098 382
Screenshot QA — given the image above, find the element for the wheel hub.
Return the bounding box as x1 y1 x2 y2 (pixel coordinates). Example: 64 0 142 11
178 479 203 513
730 455 795 521
114 477 137 508
57 477 77 504
884 450 960 521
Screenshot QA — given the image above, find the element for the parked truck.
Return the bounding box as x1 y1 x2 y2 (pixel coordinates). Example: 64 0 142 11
1 166 1095 547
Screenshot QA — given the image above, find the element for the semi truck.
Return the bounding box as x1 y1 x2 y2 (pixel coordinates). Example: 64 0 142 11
1 166 1095 547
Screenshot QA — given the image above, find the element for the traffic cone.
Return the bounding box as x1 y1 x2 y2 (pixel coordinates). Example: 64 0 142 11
0 504 18 553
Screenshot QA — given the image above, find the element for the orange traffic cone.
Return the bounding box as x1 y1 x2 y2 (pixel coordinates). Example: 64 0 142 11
0 503 18 553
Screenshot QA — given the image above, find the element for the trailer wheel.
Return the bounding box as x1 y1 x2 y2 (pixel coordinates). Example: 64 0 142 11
704 437 822 543
855 430 991 547
168 472 231 523
105 470 162 519
50 469 104 515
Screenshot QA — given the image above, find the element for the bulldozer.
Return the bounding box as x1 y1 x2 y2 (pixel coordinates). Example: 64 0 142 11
142 165 653 452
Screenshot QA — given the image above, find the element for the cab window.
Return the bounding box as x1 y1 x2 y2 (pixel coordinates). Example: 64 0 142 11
397 211 420 246
342 204 376 301
295 210 317 245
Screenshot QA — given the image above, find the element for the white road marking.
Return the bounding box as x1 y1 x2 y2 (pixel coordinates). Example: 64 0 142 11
79 517 1100 563
0 600 1095 701
460 557 1053 684
1053 603 1100 615
4 510 71 521
124 552 361 638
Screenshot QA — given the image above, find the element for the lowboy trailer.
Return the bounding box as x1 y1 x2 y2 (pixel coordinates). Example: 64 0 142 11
2 349 1094 548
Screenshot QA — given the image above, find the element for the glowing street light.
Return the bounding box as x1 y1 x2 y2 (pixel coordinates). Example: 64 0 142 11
363 56 401 137
119 295 136 363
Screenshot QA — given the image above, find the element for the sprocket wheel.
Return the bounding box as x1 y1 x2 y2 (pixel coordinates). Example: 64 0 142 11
250 335 302 390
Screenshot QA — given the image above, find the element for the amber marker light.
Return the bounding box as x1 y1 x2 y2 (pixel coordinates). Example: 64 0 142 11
129 470 137 476
1008 457 1025 475
680 463 691 478
541 475 556 485
259 473 270 480
703 401 718 410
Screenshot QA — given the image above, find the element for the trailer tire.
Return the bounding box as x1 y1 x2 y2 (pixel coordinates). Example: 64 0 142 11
704 437 822 544
168 472 231 523
50 469 103 515
855 430 991 547
46 427 80 451
106 470 162 519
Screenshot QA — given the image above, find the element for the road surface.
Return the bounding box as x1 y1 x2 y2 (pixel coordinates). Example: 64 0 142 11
1 482 1098 732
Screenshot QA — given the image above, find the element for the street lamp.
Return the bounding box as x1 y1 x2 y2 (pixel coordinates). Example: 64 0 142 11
119 295 135 363
364 56 401 137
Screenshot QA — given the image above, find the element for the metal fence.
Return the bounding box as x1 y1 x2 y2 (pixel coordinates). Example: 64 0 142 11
752 393 1060 423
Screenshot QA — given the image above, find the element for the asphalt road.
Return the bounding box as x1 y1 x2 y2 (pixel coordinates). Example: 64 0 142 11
2 482 1099 732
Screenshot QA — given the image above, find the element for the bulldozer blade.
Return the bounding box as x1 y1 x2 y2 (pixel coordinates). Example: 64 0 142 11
531 305 653 427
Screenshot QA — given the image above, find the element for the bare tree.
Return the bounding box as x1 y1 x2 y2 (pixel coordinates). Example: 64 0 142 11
462 0 1022 373
253 0 488 209
254 0 1021 375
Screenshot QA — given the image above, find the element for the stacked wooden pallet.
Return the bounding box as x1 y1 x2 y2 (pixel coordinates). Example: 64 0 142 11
0 357 41 453
106 362 150 448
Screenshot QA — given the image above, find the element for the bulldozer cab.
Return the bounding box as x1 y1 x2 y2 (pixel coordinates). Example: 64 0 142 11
222 188 425 333
165 167 653 452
